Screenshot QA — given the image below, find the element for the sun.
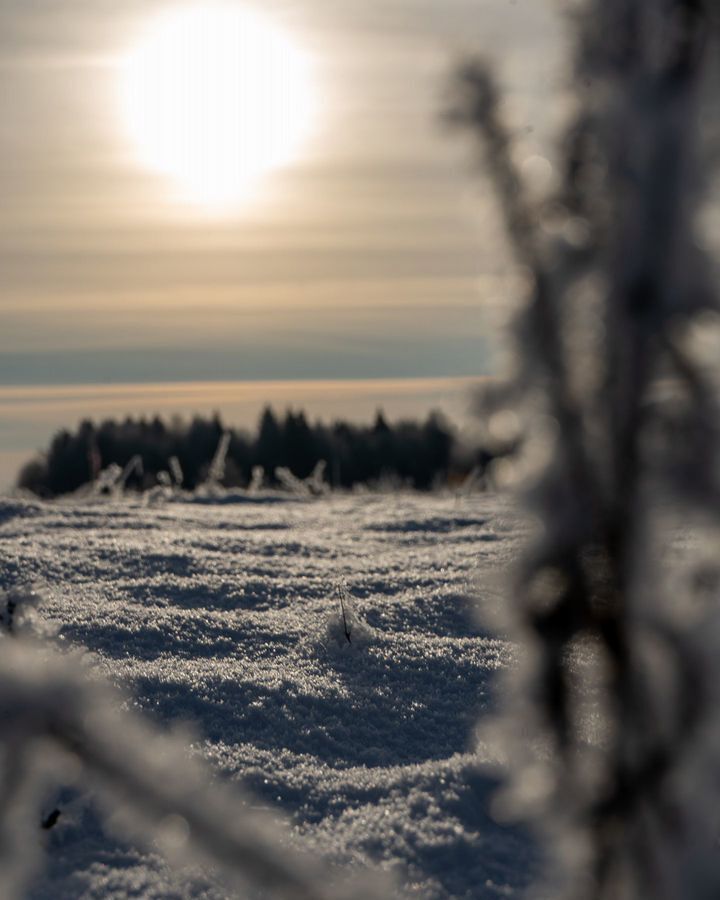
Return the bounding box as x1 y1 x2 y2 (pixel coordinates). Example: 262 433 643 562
120 5 316 207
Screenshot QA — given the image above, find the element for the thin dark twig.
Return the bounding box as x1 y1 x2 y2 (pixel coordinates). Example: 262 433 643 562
40 809 61 830
6 596 16 634
337 584 352 644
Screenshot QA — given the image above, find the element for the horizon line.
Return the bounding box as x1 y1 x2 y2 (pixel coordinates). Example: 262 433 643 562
0 374 492 404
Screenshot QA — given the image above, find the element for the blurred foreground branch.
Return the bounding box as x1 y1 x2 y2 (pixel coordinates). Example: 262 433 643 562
452 1 720 897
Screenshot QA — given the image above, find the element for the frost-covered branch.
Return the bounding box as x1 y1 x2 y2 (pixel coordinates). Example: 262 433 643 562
453 1 720 897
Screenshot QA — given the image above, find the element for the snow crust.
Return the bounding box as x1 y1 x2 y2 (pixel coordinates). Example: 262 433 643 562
0 492 537 898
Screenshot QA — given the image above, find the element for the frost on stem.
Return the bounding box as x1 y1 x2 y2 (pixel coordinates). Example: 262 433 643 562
168 455 184 488
92 462 124 496
206 431 231 487
452 1 720 898
323 581 372 652
0 586 46 639
274 461 329 496
275 465 311 496
248 464 265 493
307 459 330 496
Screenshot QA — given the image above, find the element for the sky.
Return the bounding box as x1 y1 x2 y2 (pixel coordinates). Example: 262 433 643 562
0 0 564 484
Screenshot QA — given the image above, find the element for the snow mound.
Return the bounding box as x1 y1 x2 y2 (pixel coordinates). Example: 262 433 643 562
321 583 374 653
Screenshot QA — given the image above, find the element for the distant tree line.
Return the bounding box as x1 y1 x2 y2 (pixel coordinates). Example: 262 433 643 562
17 407 493 498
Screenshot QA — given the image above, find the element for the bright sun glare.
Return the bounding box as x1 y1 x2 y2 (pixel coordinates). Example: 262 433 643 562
120 5 315 207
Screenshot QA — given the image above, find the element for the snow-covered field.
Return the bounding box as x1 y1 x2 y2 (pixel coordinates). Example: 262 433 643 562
0 491 537 899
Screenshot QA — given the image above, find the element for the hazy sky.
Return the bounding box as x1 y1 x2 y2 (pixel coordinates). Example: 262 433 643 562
0 0 565 485
1 0 564 385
